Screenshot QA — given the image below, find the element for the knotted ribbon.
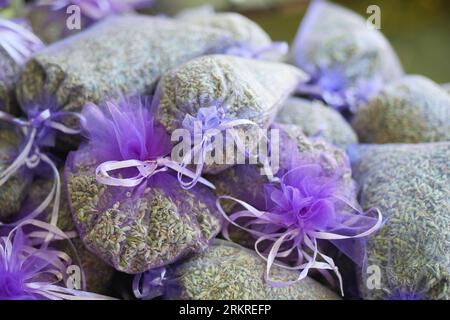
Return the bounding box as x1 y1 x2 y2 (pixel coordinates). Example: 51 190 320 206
178 105 277 190
217 192 382 296
0 109 84 228
132 267 181 300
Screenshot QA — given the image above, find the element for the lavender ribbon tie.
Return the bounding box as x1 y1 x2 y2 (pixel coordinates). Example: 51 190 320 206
216 195 382 296
1 219 117 300
0 109 84 228
178 105 277 190
96 157 216 190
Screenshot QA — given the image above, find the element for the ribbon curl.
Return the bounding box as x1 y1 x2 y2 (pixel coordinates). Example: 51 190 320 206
216 165 383 296
178 105 277 190
0 109 84 228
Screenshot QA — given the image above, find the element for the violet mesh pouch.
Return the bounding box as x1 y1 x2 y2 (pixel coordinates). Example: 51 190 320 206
154 54 306 176
136 239 340 300
16 14 256 119
16 173 115 295
0 123 31 221
352 75 450 143
276 97 358 148
65 96 222 274
292 0 403 114
349 143 450 300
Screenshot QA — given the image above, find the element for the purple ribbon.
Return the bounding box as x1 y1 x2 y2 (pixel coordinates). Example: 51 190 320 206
178 105 276 190
133 267 181 300
0 109 84 228
0 219 116 300
216 166 383 296
0 18 44 65
225 41 289 61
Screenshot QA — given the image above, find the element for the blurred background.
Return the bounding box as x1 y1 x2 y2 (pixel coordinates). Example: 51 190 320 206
148 0 450 83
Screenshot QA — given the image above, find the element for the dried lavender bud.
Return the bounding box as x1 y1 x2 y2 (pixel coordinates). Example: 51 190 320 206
276 97 358 148
352 76 450 143
0 47 21 114
350 143 450 300
16 14 252 118
177 11 272 54
0 124 31 221
66 145 222 274
155 54 306 174
20 174 115 295
174 240 340 300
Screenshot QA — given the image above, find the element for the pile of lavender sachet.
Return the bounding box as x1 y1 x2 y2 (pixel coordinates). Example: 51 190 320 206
0 0 449 300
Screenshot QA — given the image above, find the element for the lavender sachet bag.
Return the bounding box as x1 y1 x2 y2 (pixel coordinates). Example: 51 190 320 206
352 75 450 143
154 54 306 184
0 123 31 222
16 14 266 122
177 9 287 61
65 96 221 274
276 97 358 148
214 124 382 294
292 0 403 116
16 172 115 295
349 143 450 300
133 240 340 300
0 17 44 114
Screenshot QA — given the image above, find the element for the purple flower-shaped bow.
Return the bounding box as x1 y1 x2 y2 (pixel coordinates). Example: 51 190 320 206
218 163 382 295
0 219 114 300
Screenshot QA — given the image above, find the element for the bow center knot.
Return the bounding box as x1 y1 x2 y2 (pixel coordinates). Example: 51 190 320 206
30 109 52 129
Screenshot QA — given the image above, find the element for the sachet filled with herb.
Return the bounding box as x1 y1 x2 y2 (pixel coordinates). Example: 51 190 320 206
292 0 403 116
0 17 44 114
0 123 31 222
65 96 221 274
15 173 115 295
213 124 381 293
133 239 340 300
17 14 271 125
153 54 306 186
177 8 287 61
352 75 450 143
276 97 358 148
349 143 450 300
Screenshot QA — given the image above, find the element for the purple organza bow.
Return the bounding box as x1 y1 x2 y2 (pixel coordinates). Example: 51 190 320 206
37 0 153 20
297 64 383 115
133 267 181 300
0 105 84 227
83 97 216 191
0 219 115 300
224 41 289 61
0 18 44 65
217 164 382 295
179 104 274 190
